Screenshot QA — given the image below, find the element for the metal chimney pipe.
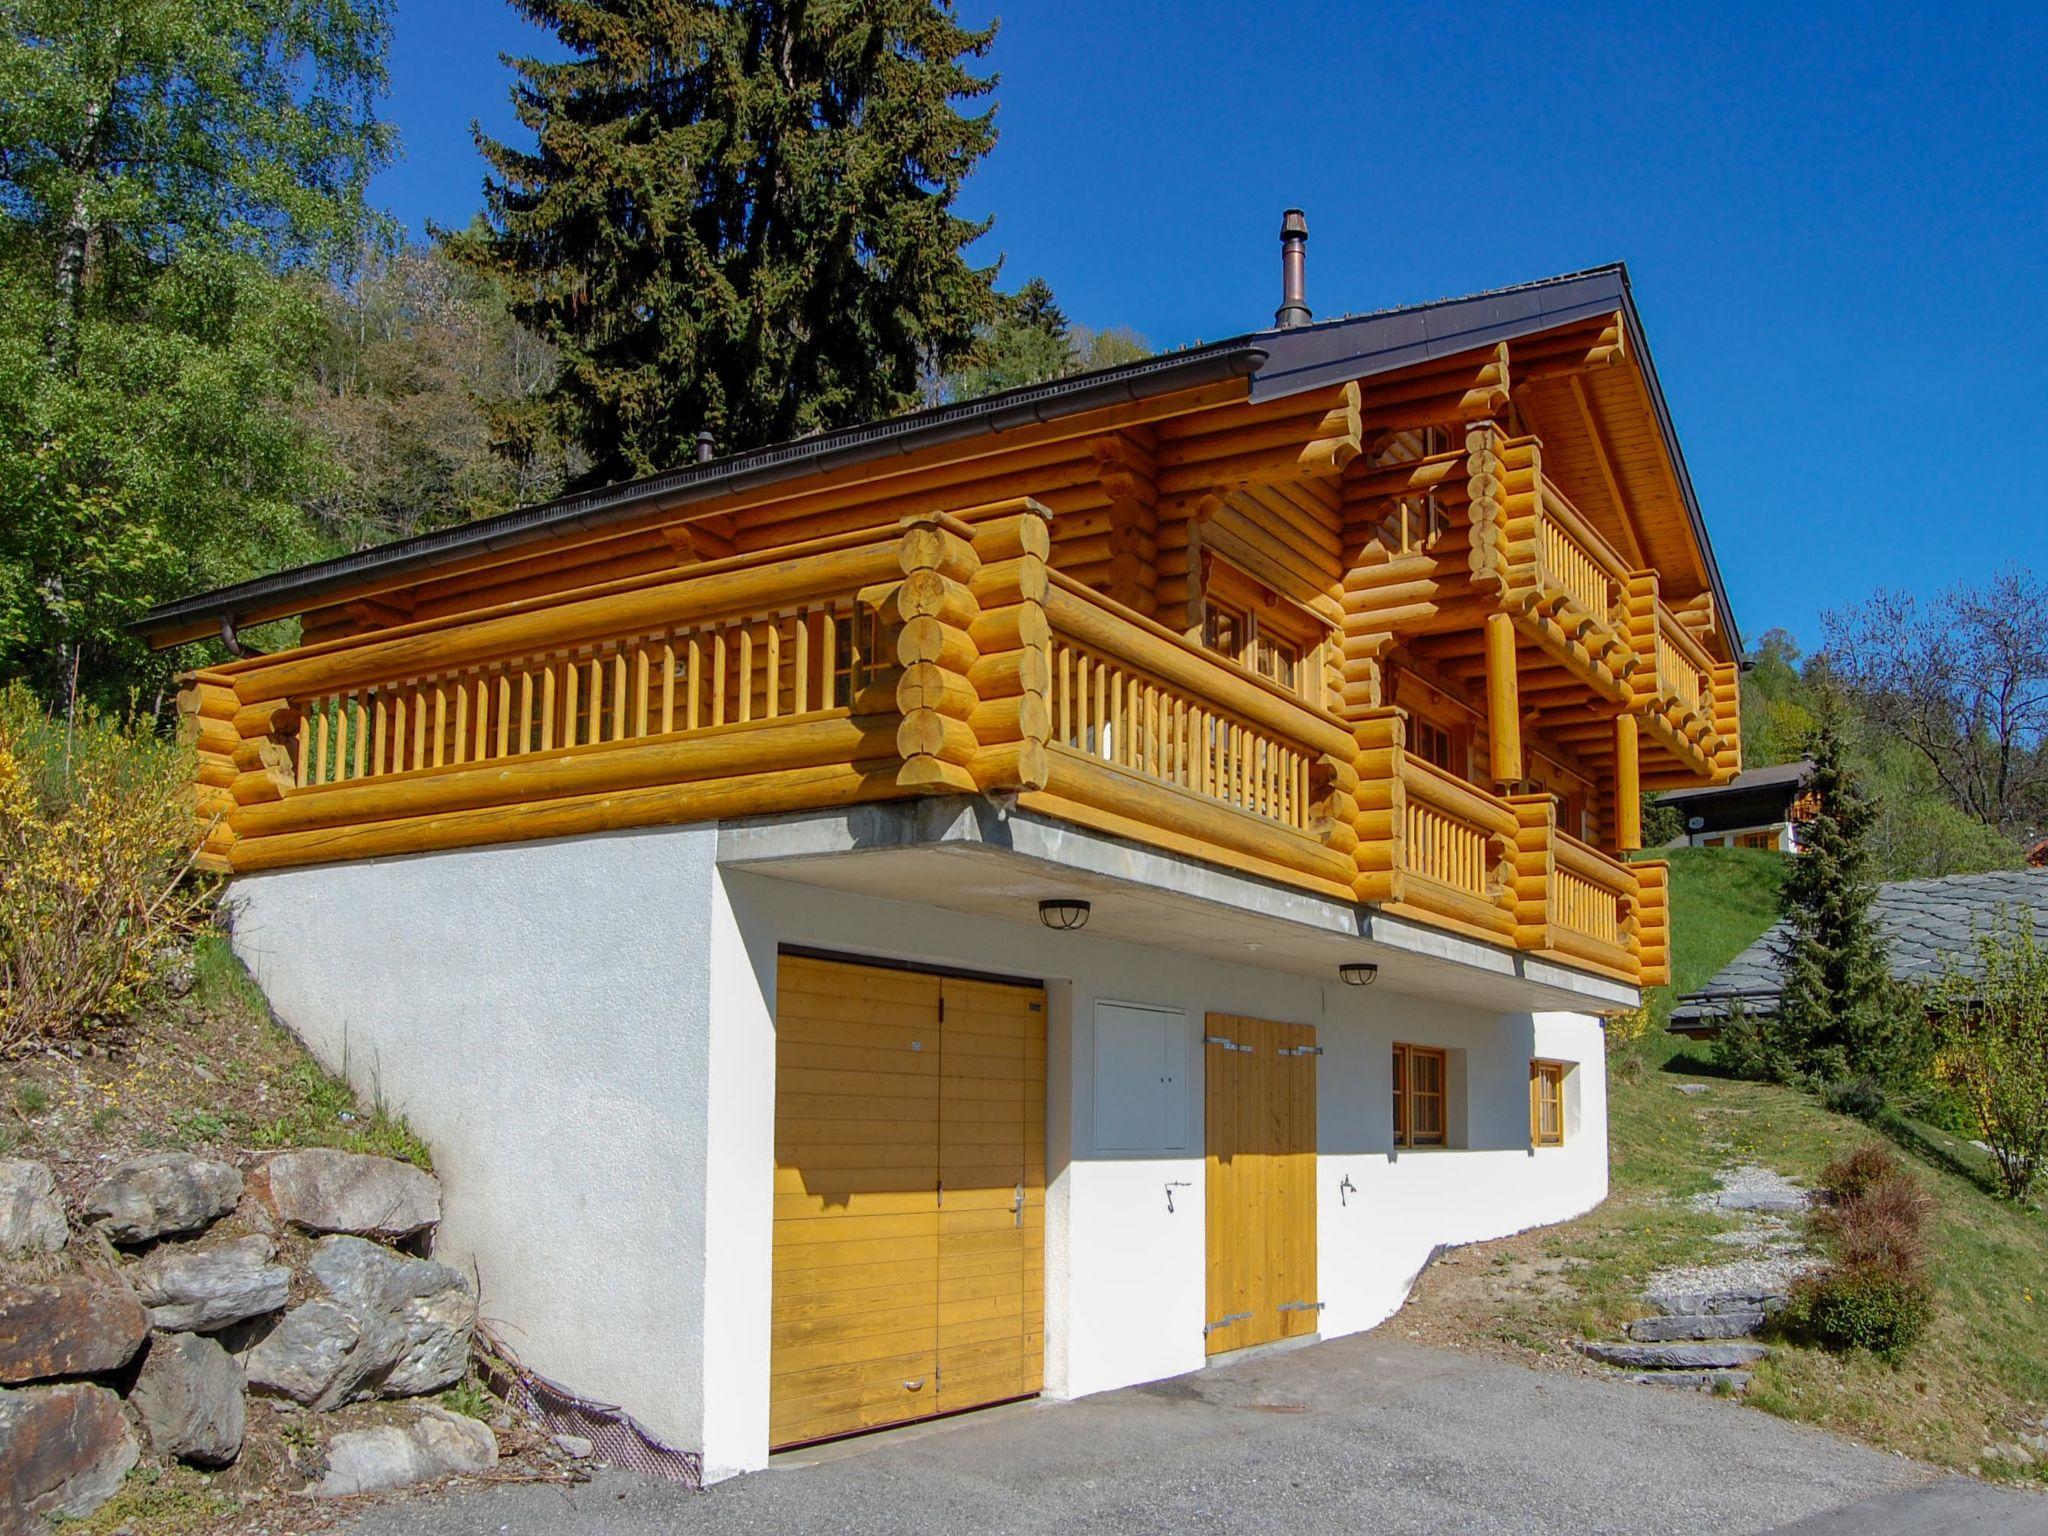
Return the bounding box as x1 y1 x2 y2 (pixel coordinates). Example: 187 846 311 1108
695 429 715 463
1275 209 1311 329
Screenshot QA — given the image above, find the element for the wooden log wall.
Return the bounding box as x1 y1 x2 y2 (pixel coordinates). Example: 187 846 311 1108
1633 859 1671 988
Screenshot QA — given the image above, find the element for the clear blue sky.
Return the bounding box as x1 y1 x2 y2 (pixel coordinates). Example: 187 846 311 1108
376 1 2045 654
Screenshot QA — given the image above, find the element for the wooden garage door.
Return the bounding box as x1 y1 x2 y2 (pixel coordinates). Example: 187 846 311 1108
771 954 1044 1448
1203 1014 1318 1356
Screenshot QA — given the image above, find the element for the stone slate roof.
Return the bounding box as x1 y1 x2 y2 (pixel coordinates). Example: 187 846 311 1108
1670 867 2048 1032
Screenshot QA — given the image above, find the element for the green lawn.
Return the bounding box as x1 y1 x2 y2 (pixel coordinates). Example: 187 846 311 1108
1426 845 2048 1479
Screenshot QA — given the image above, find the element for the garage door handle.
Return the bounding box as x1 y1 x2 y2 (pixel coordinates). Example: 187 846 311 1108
903 1377 926 1392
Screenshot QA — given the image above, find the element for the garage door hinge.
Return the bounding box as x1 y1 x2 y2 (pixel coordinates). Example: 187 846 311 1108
1202 1035 1252 1052
1204 1311 1252 1335
1279 1300 1325 1313
1278 1044 1324 1056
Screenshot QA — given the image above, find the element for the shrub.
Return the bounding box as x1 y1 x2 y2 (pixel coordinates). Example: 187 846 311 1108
1821 1074 1887 1121
1929 908 2048 1200
0 684 214 1055
1787 1262 1934 1361
1820 1143 1905 1202
1789 1141 1935 1360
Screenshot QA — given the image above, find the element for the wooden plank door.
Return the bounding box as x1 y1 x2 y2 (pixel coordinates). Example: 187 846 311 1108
771 955 1046 1449
771 955 942 1447
935 976 1046 1415
1204 1014 1318 1355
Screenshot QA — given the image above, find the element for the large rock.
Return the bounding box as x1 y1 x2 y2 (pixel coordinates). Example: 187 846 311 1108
245 1300 397 1410
0 1384 139 1528
0 1161 67 1258
306 1408 495 1498
0 1282 147 1385
128 1332 245 1468
256 1150 439 1240
308 1237 474 1398
130 1235 290 1333
82 1153 241 1243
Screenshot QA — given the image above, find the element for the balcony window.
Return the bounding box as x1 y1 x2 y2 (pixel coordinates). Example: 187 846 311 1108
1392 1042 1448 1148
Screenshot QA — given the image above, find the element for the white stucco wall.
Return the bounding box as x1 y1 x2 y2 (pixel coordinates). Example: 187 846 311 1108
231 824 1610 1480
228 826 727 1459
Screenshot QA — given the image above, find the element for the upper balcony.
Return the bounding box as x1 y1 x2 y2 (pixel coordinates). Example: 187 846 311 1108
1343 427 1737 802
182 499 1668 989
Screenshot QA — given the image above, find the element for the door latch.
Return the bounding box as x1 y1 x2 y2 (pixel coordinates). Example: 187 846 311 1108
1164 1180 1191 1214
1012 1181 1025 1227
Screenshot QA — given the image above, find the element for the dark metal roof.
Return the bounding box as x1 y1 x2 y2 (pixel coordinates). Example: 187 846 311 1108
1670 867 2048 1031
1658 758 1814 806
138 263 1738 651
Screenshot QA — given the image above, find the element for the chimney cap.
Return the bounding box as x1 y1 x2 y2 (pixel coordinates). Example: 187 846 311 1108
1280 208 1308 238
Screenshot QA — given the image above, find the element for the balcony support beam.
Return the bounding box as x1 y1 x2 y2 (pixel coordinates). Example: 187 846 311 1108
1485 612 1524 783
1614 712 1642 851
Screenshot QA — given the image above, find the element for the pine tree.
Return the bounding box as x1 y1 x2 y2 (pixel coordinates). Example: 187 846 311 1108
1768 695 1908 1082
464 0 1003 484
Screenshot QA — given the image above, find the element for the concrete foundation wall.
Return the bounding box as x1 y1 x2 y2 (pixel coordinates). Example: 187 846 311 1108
231 824 1609 1481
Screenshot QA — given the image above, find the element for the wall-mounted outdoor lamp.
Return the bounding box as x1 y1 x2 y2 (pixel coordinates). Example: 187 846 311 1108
1038 898 1092 932
1338 962 1379 987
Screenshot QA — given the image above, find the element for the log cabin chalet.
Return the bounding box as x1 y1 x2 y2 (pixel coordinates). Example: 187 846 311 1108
144 223 1740 1479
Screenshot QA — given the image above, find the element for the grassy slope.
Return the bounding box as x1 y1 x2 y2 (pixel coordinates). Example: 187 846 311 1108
1409 845 2048 1481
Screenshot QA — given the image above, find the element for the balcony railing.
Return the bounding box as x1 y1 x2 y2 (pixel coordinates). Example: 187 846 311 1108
1532 477 1629 637
180 500 1655 986
1549 831 1637 975
1396 754 1516 939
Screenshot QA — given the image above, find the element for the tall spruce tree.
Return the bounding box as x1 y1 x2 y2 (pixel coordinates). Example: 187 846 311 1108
466 0 1003 484
1760 696 1908 1082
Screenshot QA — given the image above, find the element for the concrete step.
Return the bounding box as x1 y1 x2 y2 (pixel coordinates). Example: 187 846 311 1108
1624 1370 1754 1394
1577 1341 1769 1371
1628 1310 1767 1342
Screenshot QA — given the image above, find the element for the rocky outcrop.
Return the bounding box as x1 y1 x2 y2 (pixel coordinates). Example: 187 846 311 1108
129 1332 246 1468
0 1383 140 1529
0 1161 67 1258
0 1281 148 1386
83 1153 242 1243
306 1409 497 1498
130 1235 290 1334
255 1150 440 1240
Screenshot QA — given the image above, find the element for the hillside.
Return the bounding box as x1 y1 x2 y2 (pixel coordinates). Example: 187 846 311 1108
1401 845 2048 1484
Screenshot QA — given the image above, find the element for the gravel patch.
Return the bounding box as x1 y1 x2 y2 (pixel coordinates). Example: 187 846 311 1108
1691 1164 1811 1215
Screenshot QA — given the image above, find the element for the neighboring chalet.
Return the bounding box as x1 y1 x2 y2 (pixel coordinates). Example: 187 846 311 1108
1658 758 1815 853
143 221 1741 1480
1671 868 2048 1037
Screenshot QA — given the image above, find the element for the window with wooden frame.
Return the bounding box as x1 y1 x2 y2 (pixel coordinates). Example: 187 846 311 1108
1392 1043 1448 1148
1530 1060 1566 1147
1367 426 1454 555
1408 715 1470 778
1199 559 1328 704
1734 828 1781 851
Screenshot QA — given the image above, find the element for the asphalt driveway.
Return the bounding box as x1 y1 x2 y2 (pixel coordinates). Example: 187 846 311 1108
342 1334 2048 1536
